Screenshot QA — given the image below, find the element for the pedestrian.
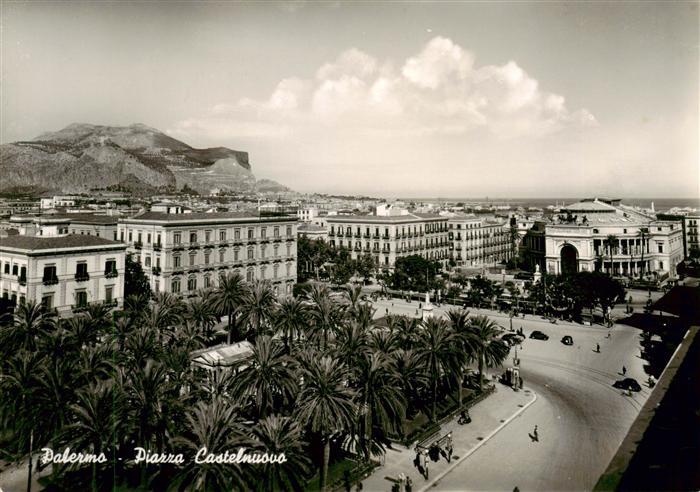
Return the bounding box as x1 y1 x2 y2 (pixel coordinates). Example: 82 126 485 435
622 365 627 375
398 472 406 490
419 302 422 309
424 457 429 480
405 476 413 492
519 377 524 390
533 425 539 441
596 343 600 353
386 307 389 315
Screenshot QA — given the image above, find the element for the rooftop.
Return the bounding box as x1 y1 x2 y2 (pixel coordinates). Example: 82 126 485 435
327 212 446 223
0 234 125 251
121 211 296 223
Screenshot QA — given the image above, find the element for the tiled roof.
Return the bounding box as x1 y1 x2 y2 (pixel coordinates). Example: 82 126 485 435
0 234 125 251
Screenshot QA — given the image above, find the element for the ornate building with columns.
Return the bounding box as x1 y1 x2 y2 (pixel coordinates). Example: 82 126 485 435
544 198 683 280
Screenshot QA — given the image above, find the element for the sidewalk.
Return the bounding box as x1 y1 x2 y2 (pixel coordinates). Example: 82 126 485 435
360 384 537 492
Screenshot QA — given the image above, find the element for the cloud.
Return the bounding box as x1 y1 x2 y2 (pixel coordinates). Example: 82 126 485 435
169 36 596 141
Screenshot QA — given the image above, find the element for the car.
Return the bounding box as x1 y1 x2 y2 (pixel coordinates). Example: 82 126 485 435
529 330 549 340
502 333 525 346
613 378 642 392
515 272 534 280
561 335 573 346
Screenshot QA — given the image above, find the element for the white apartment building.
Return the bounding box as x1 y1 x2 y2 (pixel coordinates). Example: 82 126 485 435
545 198 684 279
0 235 126 315
326 208 450 270
118 211 297 296
684 214 700 256
448 214 514 267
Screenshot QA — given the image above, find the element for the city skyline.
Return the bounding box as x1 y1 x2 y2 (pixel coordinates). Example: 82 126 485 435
1 1 698 198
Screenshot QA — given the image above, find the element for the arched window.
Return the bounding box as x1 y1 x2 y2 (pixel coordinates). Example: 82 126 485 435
171 278 181 293
188 276 197 291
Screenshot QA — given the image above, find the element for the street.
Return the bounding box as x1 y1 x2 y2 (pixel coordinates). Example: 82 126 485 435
372 298 652 491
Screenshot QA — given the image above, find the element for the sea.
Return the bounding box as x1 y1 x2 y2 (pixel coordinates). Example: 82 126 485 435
399 198 700 212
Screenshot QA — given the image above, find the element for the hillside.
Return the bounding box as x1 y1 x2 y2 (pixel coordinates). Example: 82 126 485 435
0 123 284 195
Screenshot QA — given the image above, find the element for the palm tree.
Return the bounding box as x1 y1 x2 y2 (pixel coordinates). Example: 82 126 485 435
413 317 463 421
468 315 510 391
239 280 278 339
185 296 218 342
391 315 418 350
305 284 344 350
210 271 248 343
274 296 308 351
122 292 150 321
344 284 363 316
637 227 649 278
605 234 618 275
334 321 370 370
59 381 124 492
250 416 311 492
231 336 298 418
171 397 253 492
446 308 476 404
62 315 98 350
390 349 428 421
0 301 53 354
296 356 357 492
353 352 405 460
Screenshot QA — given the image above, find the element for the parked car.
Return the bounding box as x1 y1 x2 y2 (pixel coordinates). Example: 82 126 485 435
515 272 534 280
561 335 573 346
529 330 549 341
613 378 642 392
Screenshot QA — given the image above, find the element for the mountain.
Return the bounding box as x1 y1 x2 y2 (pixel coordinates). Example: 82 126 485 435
0 123 287 195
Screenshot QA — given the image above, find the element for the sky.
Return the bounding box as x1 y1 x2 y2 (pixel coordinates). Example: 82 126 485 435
1 1 698 198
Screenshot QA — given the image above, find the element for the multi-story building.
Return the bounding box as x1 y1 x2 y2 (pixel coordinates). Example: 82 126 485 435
0 235 126 315
326 206 450 270
683 214 700 257
118 211 298 296
2 213 120 240
297 223 328 241
544 198 684 279
448 214 514 267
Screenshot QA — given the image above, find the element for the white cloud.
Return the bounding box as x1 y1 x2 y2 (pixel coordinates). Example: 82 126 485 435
171 36 596 141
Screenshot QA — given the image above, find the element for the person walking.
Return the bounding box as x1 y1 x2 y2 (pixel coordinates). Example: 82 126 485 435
533 425 539 441
622 365 627 376
423 451 430 480
405 476 413 492
596 343 600 353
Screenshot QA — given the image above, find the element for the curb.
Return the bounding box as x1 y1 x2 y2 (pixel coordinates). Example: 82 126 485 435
416 388 538 492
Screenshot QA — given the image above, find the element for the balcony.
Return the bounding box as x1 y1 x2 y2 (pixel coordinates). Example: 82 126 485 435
153 243 162 251
151 267 161 276
173 244 184 251
103 299 118 308
18 276 27 286
72 304 88 313
105 270 118 278
188 243 200 250
133 241 143 250
75 272 90 282
43 276 59 286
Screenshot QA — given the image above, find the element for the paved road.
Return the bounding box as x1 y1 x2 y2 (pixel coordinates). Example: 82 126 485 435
372 299 652 491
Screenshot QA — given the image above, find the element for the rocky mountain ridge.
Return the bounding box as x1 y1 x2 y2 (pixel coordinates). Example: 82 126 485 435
0 123 289 195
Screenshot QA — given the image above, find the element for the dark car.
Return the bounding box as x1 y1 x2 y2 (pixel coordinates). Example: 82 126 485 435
529 330 549 340
613 378 642 392
561 335 573 346
515 272 534 280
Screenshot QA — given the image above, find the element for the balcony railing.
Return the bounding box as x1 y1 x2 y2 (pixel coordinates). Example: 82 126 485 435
105 270 118 278
75 272 90 282
153 243 162 251
43 276 59 286
103 299 118 308
18 276 27 286
72 303 88 313
134 241 143 250
151 267 161 276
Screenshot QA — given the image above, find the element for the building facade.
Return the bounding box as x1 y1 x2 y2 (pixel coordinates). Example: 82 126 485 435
118 211 298 296
0 235 126 315
544 199 684 279
326 211 450 270
448 214 514 267
684 215 700 257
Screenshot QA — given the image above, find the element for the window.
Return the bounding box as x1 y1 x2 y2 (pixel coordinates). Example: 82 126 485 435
234 249 240 261
147 233 151 244
120 231 125 241
137 232 142 243
105 286 113 302
260 246 266 259
273 265 279 278
261 227 267 239
156 257 160 268
145 256 151 267
234 228 241 240
287 226 292 237
659 261 664 270
12 264 18 276
287 244 291 256
75 291 88 307
3 263 8 274
128 231 133 242
274 245 279 257
248 248 255 260
113 232 118 240
219 249 225 263
76 262 88 276
189 253 196 266
219 230 226 241
204 252 210 265
156 234 161 245
42 294 53 309
246 269 254 282
174 255 181 268
658 244 664 253
43 265 57 281
174 232 181 244
188 277 197 291
190 231 197 243
274 227 280 238
286 264 291 276
260 266 266 279
248 228 254 240
204 275 211 288
171 278 181 293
